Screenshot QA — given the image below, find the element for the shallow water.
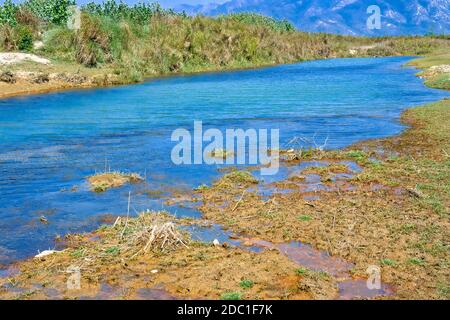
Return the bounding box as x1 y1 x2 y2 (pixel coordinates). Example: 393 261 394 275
0 57 448 264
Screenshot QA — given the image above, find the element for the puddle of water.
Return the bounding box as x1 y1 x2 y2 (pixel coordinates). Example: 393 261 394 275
0 265 20 279
338 279 395 300
138 288 178 300
278 242 353 278
253 160 361 199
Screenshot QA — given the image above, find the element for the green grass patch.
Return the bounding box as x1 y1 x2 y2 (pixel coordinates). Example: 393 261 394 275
221 291 242 300
239 279 254 289
297 215 313 222
380 258 397 266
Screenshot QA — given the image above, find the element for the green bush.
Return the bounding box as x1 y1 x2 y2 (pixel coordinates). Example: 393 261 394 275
17 25 34 51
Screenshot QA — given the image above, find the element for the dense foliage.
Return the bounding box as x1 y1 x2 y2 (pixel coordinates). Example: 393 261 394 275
0 0 448 84
23 0 75 25
218 13 295 33
83 0 181 23
0 0 18 26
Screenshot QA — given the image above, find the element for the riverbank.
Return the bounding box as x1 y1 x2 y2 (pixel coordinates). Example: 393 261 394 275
1 2 449 100
1 51 448 101
1 95 448 300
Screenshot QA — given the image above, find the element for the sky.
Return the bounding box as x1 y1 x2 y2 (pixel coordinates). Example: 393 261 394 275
2 0 226 9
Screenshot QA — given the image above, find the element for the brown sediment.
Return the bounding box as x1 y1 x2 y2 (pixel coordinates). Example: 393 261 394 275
0 79 92 100
0 212 338 300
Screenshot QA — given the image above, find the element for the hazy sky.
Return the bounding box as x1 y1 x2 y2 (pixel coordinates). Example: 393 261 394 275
2 0 226 9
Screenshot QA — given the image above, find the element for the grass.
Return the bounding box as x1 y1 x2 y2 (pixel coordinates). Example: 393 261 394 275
87 171 143 193
221 171 259 185
297 215 313 222
239 279 254 289
196 98 450 299
221 291 242 300
1 1 449 88
194 184 210 192
408 52 450 90
408 51 450 69
380 258 397 267
408 258 426 266
346 150 368 162
295 268 308 276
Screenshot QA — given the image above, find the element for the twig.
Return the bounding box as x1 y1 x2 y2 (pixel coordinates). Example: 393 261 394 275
232 190 246 212
120 191 131 240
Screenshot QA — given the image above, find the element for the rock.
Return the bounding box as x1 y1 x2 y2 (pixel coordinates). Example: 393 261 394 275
407 188 425 199
65 74 88 84
33 41 44 50
39 216 49 224
0 71 16 84
35 250 59 259
242 240 254 247
428 64 450 73
32 74 50 84
151 269 159 274
213 239 220 247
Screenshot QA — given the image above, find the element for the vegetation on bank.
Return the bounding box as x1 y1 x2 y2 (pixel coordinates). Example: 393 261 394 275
407 52 450 90
197 98 449 299
1 0 449 84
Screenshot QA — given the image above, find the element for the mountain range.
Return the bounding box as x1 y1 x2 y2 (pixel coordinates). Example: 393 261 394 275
175 0 450 36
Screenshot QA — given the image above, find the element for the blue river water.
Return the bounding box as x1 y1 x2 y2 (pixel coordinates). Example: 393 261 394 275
0 57 448 264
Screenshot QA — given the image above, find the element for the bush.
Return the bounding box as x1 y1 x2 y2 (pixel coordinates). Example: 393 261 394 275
0 24 16 50
15 7 41 34
75 14 111 67
17 25 34 51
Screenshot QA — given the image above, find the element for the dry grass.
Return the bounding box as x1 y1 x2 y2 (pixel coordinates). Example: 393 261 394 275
87 171 143 193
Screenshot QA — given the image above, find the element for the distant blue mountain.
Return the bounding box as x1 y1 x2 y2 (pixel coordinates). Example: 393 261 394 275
176 0 450 36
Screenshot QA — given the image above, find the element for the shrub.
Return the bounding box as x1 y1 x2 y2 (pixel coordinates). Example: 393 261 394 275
17 25 34 51
75 13 111 67
15 7 41 34
0 24 16 50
